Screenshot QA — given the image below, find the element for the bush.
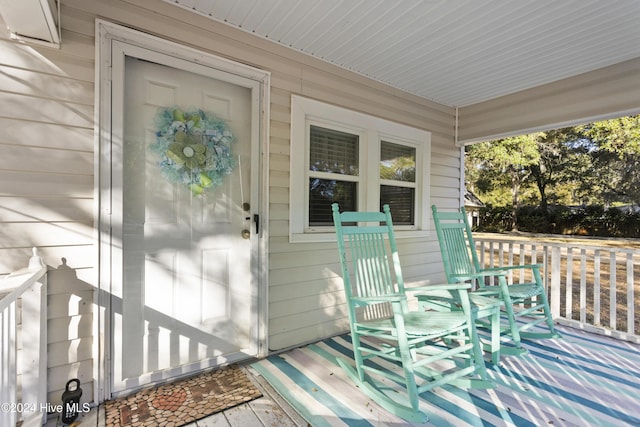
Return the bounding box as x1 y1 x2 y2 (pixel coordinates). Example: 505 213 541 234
476 204 640 237
515 206 549 232
476 205 512 232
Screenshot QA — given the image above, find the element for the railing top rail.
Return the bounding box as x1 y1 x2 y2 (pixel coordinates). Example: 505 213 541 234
473 234 640 255
0 248 47 311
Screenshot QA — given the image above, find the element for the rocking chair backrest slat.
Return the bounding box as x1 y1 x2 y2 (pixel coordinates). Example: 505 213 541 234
350 232 394 298
332 204 405 301
431 205 482 281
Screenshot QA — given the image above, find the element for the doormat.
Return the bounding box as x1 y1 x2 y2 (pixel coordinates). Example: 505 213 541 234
103 366 262 426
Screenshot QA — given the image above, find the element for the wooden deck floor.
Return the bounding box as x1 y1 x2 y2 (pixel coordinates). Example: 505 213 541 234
45 368 307 427
182 370 308 427
252 323 640 426
47 322 638 426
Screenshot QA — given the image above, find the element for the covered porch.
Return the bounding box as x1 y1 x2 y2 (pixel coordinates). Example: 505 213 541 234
6 233 636 426
237 230 640 426
0 1 639 426
251 322 639 426
63 320 639 426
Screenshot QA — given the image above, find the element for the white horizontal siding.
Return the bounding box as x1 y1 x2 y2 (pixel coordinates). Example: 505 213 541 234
0 4 96 406
266 86 457 348
1 0 635 407
458 57 640 143
114 0 459 350
0 0 461 406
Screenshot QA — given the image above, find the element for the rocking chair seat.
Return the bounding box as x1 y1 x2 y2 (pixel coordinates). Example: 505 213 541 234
357 311 468 336
473 283 542 299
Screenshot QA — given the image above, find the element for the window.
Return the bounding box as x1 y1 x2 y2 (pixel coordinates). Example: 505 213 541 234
308 125 359 226
380 141 416 225
290 96 430 242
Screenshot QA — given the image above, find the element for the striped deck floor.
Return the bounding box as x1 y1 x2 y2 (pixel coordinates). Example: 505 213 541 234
252 324 640 426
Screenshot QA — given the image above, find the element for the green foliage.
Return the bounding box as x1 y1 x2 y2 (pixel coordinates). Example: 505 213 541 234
466 134 541 229
512 206 549 232
476 204 640 238
379 156 415 181
575 116 640 205
582 116 640 156
475 205 513 232
467 114 640 233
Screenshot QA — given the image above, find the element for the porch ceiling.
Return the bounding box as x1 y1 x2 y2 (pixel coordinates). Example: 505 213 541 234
164 0 640 108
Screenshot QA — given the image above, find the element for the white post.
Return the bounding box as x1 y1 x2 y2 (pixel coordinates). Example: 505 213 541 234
20 281 47 427
550 247 561 318
0 302 17 427
20 248 47 427
0 247 48 427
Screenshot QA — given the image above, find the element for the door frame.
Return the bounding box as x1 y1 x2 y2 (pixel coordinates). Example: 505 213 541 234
95 20 270 401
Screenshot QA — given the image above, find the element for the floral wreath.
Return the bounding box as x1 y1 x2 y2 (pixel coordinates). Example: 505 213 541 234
150 107 236 195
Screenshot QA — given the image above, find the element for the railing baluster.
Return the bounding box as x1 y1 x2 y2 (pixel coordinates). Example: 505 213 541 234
580 248 587 323
519 243 525 282
610 252 617 330
627 253 634 335
0 302 17 427
550 246 561 318
508 242 514 269
488 241 495 285
564 248 573 319
594 250 601 326
566 247 573 320
542 245 549 289
489 241 495 269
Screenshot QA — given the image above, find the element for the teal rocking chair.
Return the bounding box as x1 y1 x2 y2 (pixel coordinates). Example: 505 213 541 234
332 203 492 423
431 205 561 355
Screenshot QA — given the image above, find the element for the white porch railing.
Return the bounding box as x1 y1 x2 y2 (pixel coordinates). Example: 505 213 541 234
473 235 639 344
0 248 47 427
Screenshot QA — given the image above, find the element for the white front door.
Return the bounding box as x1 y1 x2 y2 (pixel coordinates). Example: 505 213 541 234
99 28 267 395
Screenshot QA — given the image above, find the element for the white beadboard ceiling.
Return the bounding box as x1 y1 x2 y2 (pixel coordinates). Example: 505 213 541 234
164 0 640 108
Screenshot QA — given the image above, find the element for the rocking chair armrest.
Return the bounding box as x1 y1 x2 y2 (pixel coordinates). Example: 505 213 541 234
449 272 502 282
407 283 471 293
351 294 406 305
482 264 542 273
473 287 501 296
412 284 473 307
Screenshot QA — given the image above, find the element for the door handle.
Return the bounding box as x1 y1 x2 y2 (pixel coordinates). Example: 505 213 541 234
253 214 259 234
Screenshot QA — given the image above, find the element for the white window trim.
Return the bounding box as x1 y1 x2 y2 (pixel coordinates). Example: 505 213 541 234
290 95 431 243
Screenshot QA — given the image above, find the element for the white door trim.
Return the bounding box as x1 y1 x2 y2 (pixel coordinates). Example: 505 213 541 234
95 19 270 401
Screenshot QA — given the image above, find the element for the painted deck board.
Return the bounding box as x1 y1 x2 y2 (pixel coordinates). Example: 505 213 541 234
252 323 640 426
49 324 638 426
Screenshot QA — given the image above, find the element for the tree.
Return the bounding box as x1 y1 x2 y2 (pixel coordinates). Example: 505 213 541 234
529 127 591 211
466 115 640 232
580 115 640 205
466 134 539 230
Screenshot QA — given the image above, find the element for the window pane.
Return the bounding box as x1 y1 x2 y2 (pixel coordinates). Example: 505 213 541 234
310 125 359 175
380 141 415 182
380 185 415 225
309 178 357 226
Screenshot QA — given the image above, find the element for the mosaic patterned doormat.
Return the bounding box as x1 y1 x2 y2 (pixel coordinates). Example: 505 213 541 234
104 366 262 426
